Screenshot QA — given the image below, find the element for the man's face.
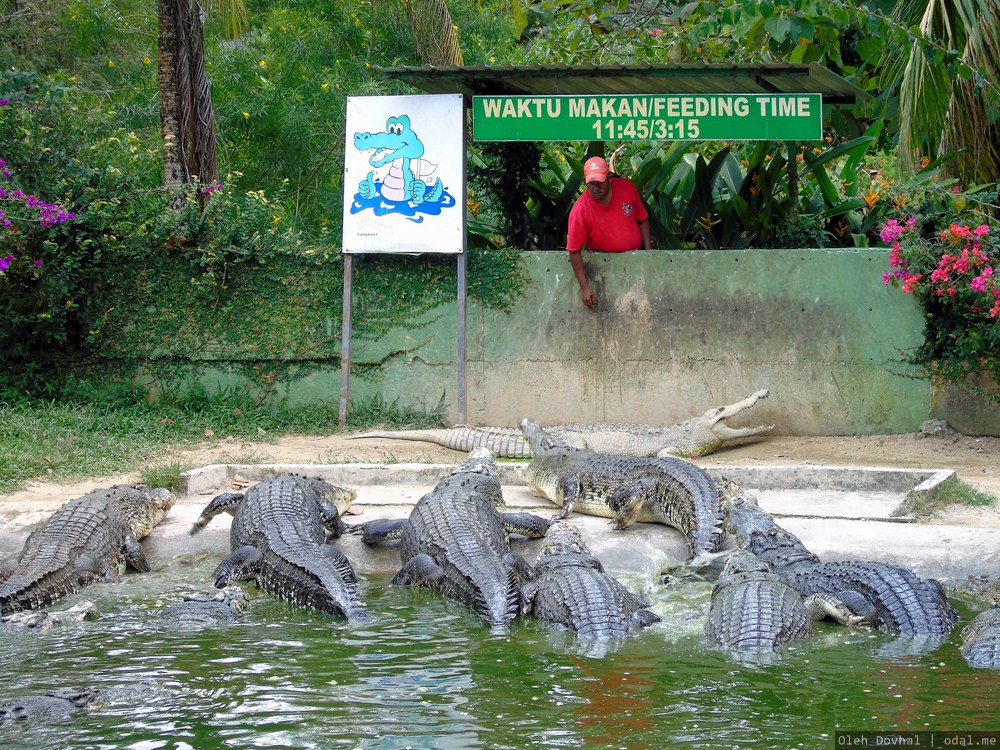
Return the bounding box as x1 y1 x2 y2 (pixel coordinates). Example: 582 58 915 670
586 177 611 202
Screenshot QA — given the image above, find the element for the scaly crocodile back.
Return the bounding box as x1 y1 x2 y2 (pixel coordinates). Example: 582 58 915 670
960 607 1000 668
524 441 725 559
524 523 660 638
225 475 367 619
727 498 957 637
0 485 174 615
705 550 813 651
399 477 521 626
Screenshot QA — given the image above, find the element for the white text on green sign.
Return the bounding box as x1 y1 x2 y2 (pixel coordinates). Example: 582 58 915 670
472 94 822 142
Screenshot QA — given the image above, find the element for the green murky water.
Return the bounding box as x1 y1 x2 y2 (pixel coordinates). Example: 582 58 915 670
1 561 997 750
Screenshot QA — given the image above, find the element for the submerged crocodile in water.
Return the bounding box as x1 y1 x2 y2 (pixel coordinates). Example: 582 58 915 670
158 586 249 625
521 522 660 638
349 389 773 459
0 687 103 724
190 474 366 620
1 601 98 635
725 495 958 637
0 485 175 615
519 418 727 560
705 549 817 652
961 607 1000 668
352 448 550 627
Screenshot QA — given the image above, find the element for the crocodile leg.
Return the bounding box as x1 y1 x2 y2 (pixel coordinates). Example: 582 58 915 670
392 553 445 587
214 545 263 588
803 592 873 628
190 492 245 535
122 535 151 573
608 478 655 530
556 475 582 519
500 512 552 539
349 518 408 544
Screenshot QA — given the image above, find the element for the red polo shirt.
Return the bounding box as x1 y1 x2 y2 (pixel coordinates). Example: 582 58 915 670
566 177 648 253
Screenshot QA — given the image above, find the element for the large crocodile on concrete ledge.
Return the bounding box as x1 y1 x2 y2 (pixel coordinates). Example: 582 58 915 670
0 485 175 615
520 418 728 560
350 389 773 459
190 474 367 620
521 522 661 638
725 495 958 637
351 448 551 628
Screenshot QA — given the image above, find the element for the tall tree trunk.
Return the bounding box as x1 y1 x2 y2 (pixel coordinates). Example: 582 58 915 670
402 0 463 66
158 0 219 201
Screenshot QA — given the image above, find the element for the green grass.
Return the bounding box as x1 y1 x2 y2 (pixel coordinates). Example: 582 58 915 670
0 391 445 494
896 476 997 519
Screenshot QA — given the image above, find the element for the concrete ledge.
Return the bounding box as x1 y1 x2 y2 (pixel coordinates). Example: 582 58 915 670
156 461 994 585
179 462 953 497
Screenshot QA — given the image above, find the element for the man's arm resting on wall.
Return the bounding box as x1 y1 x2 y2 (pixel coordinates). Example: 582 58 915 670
639 218 652 250
569 250 596 309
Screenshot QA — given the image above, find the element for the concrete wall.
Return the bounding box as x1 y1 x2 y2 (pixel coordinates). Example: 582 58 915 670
331 248 936 435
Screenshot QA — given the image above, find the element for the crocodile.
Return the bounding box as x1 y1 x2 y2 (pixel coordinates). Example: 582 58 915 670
725 494 958 637
1 600 98 634
158 586 249 625
960 606 1000 668
519 418 727 560
349 389 773 459
0 687 103 724
521 521 661 638
0 485 175 615
705 549 815 652
190 474 367 620
352 448 550 627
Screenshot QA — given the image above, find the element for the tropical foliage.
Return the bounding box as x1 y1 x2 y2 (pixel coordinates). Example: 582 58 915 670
881 187 1000 393
0 0 998 398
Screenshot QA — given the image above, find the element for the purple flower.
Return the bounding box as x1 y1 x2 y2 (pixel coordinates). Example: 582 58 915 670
33 259 43 268
0 255 12 271
0 99 8 106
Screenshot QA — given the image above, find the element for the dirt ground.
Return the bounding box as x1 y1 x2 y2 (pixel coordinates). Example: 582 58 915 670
2 428 999 528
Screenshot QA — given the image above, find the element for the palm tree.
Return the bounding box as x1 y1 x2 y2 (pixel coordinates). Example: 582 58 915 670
886 0 1000 186
157 0 247 199
401 0 463 65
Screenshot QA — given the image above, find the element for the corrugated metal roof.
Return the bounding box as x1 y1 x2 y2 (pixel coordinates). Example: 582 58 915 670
380 62 868 105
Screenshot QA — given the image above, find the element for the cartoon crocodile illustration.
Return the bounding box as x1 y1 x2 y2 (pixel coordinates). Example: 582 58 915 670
354 115 444 204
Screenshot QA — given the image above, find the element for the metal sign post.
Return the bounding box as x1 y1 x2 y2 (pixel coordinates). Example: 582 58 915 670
339 93 466 427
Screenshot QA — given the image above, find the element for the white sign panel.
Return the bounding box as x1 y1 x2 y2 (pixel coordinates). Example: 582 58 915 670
342 94 465 254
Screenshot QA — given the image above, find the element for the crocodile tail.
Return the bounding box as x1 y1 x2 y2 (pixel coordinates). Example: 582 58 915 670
260 551 368 620
0 567 82 615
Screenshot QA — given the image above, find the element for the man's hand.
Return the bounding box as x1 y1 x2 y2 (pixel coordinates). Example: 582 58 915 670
580 286 596 308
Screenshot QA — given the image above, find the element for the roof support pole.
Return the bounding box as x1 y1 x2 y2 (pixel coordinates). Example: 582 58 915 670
786 140 798 210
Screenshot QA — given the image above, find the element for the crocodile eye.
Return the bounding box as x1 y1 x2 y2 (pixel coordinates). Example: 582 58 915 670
388 123 402 135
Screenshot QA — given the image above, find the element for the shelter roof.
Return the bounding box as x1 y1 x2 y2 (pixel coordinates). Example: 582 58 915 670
380 62 868 106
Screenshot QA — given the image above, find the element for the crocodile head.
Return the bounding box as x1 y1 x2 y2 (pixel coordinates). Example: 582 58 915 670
520 418 573 455
537 522 589 557
672 389 774 457
298 476 356 515
119 486 175 534
724 494 818 567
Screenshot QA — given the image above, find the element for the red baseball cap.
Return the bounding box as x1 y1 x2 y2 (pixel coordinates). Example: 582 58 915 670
583 156 609 184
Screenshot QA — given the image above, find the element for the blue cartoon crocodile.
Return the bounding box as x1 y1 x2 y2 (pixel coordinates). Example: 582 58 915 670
353 115 444 204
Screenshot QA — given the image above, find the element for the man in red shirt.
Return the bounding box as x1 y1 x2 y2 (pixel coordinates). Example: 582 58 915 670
567 156 652 308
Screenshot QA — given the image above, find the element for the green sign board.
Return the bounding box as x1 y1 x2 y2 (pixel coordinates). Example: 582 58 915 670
472 94 822 142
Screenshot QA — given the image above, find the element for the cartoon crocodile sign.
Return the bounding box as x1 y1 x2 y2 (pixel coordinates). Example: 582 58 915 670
353 115 445 205
342 93 462 254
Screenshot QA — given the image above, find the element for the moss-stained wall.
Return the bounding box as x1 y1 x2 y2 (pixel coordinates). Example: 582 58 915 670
107 248 998 435
332 249 931 434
